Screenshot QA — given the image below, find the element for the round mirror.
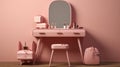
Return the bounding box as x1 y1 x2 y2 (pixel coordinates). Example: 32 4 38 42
49 0 71 28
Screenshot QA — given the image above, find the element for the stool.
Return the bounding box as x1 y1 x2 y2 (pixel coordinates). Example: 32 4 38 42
49 44 71 67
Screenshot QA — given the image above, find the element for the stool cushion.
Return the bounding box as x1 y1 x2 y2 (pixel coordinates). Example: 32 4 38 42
17 50 33 60
51 44 69 49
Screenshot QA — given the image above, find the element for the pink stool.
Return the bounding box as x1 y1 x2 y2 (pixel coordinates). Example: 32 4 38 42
49 44 71 67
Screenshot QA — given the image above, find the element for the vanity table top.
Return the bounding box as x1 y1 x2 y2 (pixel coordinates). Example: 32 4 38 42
32 29 85 37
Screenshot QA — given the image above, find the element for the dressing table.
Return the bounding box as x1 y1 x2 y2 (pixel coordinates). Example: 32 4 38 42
32 29 85 63
32 0 86 63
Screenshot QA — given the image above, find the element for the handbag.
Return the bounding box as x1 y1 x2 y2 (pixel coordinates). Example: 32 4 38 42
84 46 100 64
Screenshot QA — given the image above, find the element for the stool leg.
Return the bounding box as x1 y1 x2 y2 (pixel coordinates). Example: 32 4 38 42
66 50 71 67
49 49 54 67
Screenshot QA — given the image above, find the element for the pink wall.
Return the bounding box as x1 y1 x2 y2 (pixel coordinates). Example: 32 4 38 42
0 0 120 62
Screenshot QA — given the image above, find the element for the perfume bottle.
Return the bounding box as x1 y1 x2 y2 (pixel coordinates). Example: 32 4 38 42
53 22 56 29
63 23 66 29
23 42 28 50
50 22 54 29
72 22 75 29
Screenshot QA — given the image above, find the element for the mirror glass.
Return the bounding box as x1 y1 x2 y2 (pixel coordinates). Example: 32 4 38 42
49 0 71 28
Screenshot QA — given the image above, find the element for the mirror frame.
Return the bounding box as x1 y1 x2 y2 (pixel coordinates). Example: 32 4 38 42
49 0 72 29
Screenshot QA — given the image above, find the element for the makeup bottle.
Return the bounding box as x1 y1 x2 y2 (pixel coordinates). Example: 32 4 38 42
63 23 66 29
23 42 28 50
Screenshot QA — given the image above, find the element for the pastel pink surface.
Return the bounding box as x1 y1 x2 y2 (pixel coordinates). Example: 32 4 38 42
0 0 120 62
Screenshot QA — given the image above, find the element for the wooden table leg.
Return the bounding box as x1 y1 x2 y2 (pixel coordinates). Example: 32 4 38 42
77 38 83 63
33 38 41 64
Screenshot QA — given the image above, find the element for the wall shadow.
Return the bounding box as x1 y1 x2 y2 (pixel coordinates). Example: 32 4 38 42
71 4 76 24
82 31 107 63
